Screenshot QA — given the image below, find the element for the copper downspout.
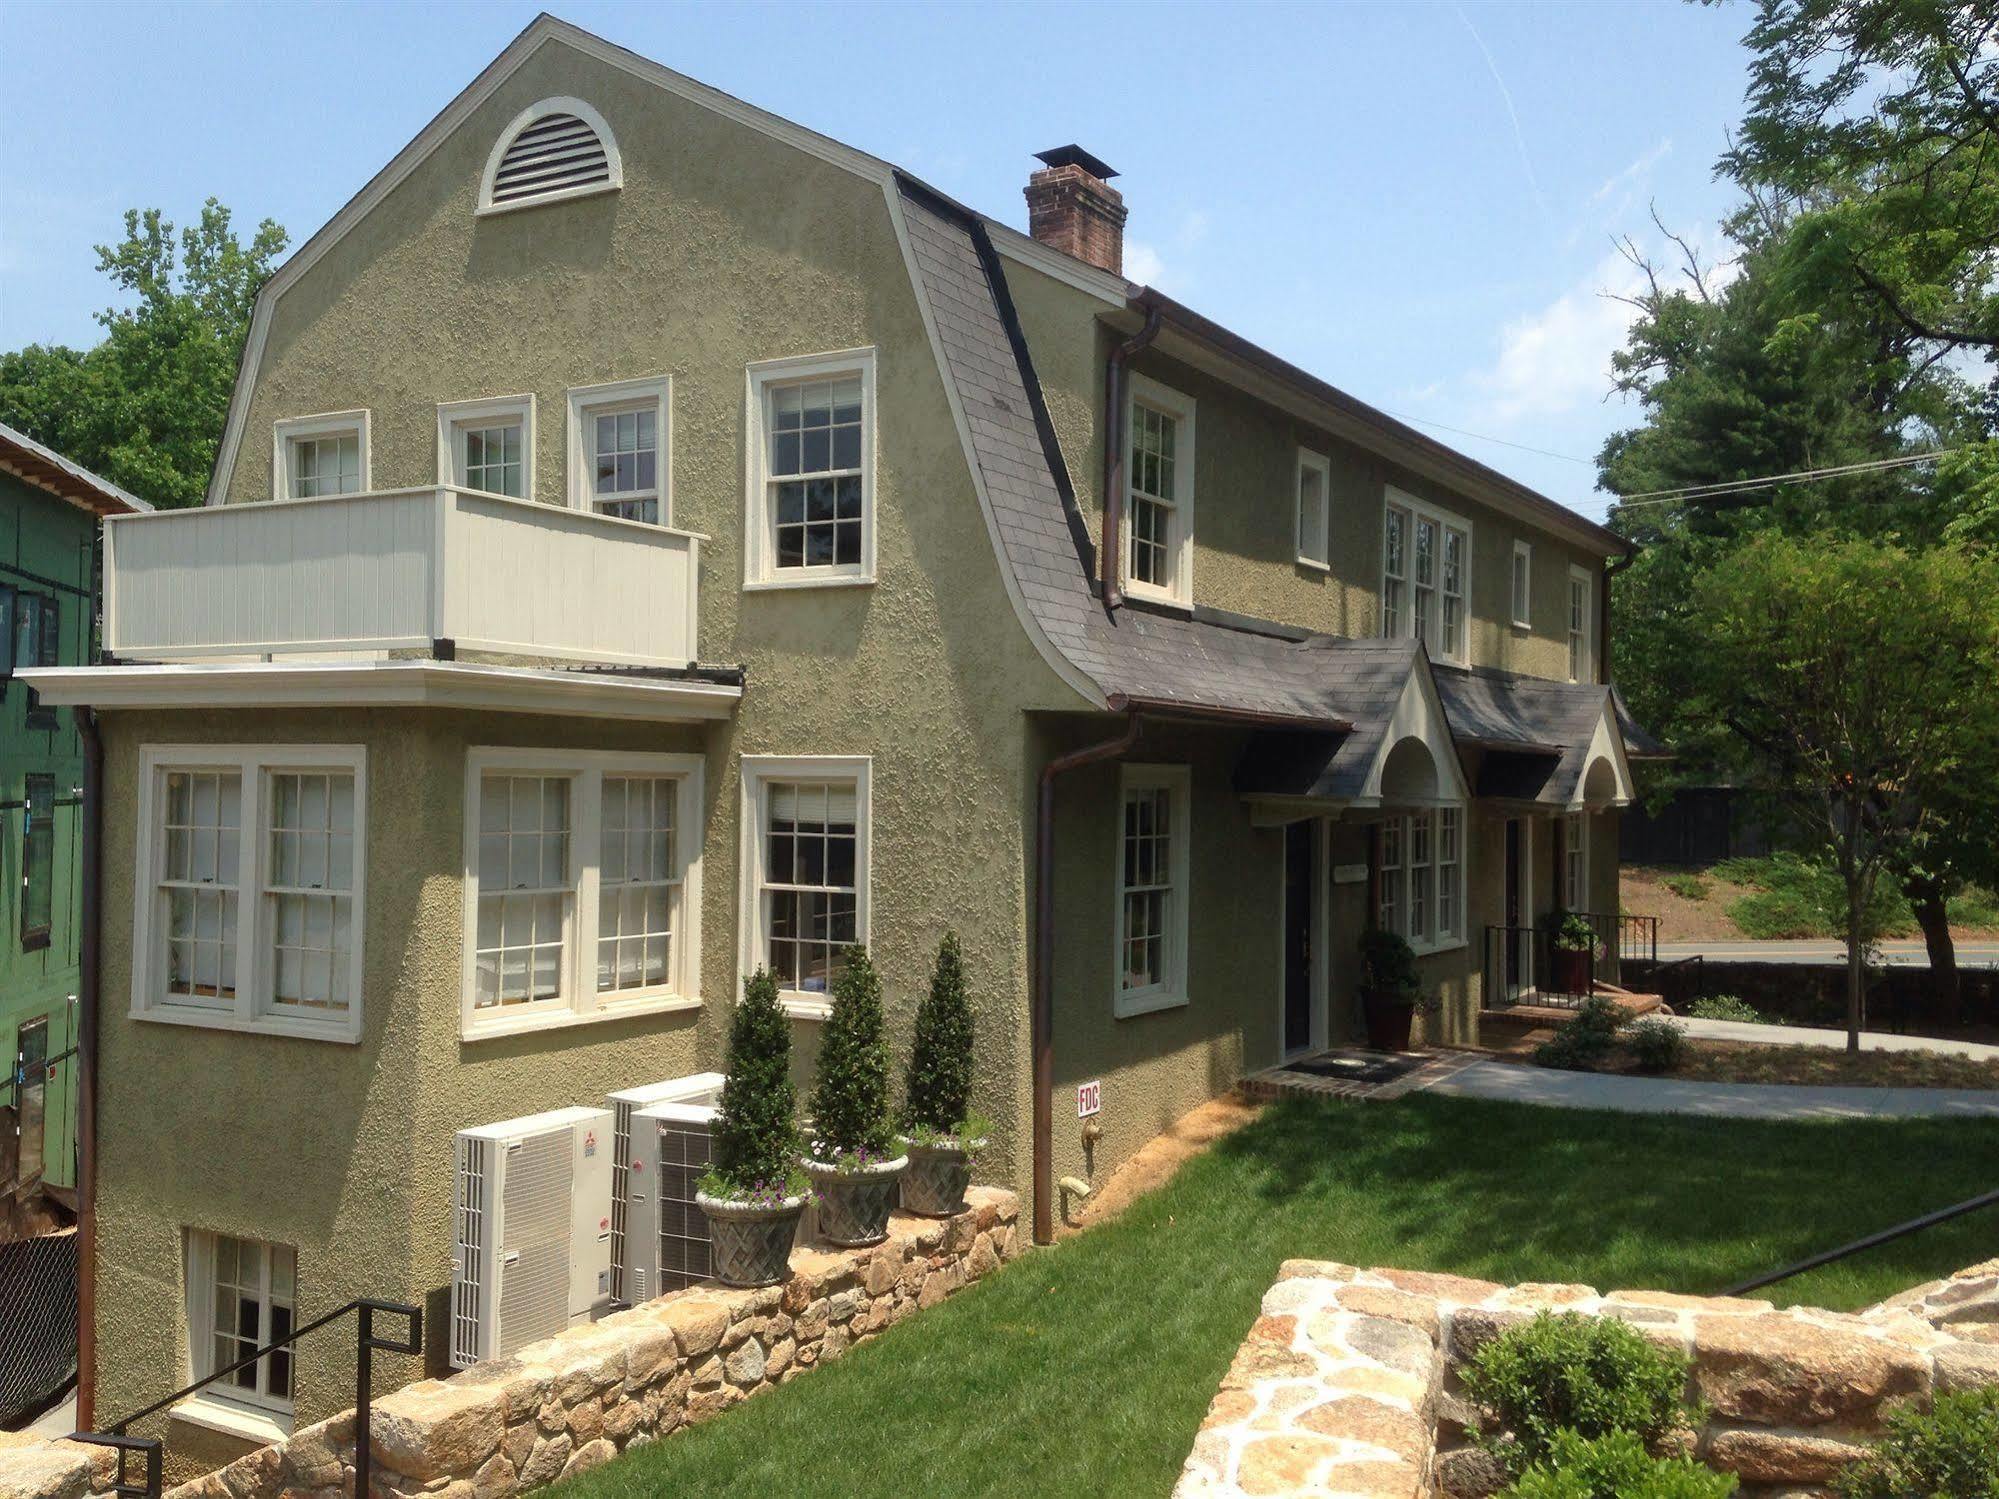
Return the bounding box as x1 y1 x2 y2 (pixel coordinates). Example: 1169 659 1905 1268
1600 549 1636 685
1033 712 1141 1244
72 705 102 1427
1100 308 1164 609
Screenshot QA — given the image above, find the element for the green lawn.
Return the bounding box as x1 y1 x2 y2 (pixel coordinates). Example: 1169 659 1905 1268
554 1095 1999 1499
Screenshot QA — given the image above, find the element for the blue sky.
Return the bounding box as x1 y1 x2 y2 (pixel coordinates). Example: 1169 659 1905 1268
0 1 1755 520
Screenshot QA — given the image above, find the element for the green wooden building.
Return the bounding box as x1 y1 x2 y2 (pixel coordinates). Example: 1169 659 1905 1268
1 422 146 1211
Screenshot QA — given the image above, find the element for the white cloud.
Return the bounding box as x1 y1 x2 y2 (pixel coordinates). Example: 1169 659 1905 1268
1469 250 1649 423
1590 139 1674 208
1124 239 1171 289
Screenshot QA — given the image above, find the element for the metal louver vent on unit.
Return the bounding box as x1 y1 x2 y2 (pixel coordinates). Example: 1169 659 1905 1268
491 113 611 205
496 1129 574 1352
609 1098 635 1303
655 1117 715 1292
451 1136 488 1367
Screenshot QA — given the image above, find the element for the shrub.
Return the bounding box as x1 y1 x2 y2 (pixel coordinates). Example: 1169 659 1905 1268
1550 911 1598 952
1503 1430 1736 1499
1720 852 1912 940
1462 1312 1697 1473
1662 873 1711 902
1360 927 1421 999
1626 1018 1687 1073
902 931 977 1139
706 968 805 1201
807 944 896 1167
1688 994 1763 1024
1835 1385 1999 1499
1533 996 1626 1072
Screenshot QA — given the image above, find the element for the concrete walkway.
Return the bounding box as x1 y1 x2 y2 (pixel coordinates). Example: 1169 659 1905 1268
1655 938 1999 969
1419 1058 1999 1119
1673 1015 1999 1060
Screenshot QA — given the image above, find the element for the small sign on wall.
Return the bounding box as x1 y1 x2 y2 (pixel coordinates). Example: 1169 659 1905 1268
1077 1080 1102 1118
1332 862 1369 885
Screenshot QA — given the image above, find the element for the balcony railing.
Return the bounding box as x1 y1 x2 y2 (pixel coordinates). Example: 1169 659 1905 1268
1482 910 1661 1012
104 486 703 669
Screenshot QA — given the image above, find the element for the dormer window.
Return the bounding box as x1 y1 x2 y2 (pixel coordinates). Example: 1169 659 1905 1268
478 98 622 216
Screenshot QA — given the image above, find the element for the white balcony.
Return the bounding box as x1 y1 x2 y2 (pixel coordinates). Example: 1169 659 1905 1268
104 486 703 669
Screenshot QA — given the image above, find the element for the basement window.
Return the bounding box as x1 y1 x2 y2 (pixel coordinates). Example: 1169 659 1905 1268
179 1231 296 1441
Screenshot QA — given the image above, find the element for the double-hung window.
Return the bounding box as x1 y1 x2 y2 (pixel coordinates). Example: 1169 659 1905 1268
13 593 58 727
739 756 870 1018
1563 814 1589 911
1114 764 1191 1017
183 1231 296 1437
21 773 55 951
1380 491 1470 665
132 746 365 1041
745 350 875 586
439 396 535 501
1375 806 1466 953
463 749 703 1038
568 376 671 524
1511 541 1533 628
1568 565 1596 682
1296 448 1331 569
1123 375 1196 606
273 412 369 500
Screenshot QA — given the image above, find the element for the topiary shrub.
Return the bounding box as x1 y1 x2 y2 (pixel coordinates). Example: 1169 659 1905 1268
1688 994 1764 1024
1463 1312 1698 1474
902 931 978 1140
1533 995 1627 1072
705 967 805 1202
1360 927 1421 999
807 943 896 1168
1625 1017 1687 1073
1834 1385 1999 1499
1502 1430 1736 1499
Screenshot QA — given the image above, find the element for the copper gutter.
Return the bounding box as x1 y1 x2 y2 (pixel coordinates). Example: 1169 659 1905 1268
1600 548 1637 685
1105 692 1350 734
72 705 102 1427
1034 711 1141 1244
1100 308 1163 609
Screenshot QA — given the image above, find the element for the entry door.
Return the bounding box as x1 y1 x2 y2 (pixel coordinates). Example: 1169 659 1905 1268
1504 820 1524 987
1283 821 1314 1055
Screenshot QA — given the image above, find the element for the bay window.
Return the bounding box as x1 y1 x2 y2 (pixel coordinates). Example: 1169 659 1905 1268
1381 490 1470 665
1375 805 1466 953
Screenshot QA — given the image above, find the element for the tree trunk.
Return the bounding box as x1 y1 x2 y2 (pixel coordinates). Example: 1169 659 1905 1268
1904 873 1960 1026
1845 894 1865 1054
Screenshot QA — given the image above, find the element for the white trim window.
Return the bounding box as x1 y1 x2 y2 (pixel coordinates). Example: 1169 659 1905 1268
185 1231 296 1423
132 746 366 1043
567 376 671 524
438 395 535 501
1376 806 1466 954
1381 490 1471 665
272 412 369 500
744 349 876 587
462 748 705 1039
1564 813 1589 911
1568 565 1596 683
1512 540 1533 628
739 756 871 1018
1295 447 1331 569
1114 764 1192 1017
478 97 623 216
1123 374 1196 606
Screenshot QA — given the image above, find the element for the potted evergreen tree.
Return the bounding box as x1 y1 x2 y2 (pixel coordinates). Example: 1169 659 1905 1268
1357 928 1424 1051
697 968 809 1287
897 932 988 1217
802 944 907 1246
1548 910 1599 997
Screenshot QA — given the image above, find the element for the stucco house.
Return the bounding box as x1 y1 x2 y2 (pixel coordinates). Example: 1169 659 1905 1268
24 14 1659 1462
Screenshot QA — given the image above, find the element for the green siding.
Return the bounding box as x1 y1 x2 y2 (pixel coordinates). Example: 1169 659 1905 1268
2 467 92 1193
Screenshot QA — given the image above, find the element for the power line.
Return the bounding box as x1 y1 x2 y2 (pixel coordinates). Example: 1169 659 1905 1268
1607 450 1956 510
1377 410 1596 466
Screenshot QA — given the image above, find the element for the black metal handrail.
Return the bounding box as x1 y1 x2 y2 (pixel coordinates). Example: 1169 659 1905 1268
1650 951 1707 1007
1719 1186 1999 1297
72 1298 420 1499
1484 923 1597 1011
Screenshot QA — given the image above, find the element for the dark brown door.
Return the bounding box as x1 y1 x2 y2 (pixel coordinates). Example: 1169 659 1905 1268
1283 821 1314 1054
1504 819 1523 986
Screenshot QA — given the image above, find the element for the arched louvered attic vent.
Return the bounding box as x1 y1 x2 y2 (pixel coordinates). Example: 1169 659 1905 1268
478 97 623 216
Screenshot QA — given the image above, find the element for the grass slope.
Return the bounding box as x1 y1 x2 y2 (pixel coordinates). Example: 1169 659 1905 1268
555 1095 1999 1499
1626 856 1999 943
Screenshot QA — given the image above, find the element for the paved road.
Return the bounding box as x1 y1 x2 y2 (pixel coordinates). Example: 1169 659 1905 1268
1653 939 1999 969
1672 1016 1999 1059
1422 1058 1999 1119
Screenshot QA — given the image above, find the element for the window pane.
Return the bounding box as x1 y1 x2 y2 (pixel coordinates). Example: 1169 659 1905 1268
474 775 572 1008
762 780 857 991
160 770 242 1005
596 776 680 995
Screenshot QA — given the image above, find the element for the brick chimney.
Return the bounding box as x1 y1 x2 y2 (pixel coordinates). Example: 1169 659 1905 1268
1025 146 1126 275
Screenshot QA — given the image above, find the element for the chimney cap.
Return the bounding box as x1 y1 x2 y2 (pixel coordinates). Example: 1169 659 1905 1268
1034 145 1119 181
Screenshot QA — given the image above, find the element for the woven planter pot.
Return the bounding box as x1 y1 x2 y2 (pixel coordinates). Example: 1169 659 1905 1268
896 1135 986 1218
696 1191 807 1288
802 1155 908 1247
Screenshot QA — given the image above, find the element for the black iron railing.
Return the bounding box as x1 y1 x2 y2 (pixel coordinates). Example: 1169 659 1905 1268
1650 952 1707 1007
1483 924 1596 1011
72 1298 421 1499
1720 1186 1999 1297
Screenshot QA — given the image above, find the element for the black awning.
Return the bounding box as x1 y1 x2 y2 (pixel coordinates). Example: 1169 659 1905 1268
1476 748 1564 803
1233 730 1352 801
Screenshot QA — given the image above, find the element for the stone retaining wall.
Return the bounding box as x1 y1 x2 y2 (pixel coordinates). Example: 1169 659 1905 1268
0 1189 1018 1499
1177 1257 1999 1499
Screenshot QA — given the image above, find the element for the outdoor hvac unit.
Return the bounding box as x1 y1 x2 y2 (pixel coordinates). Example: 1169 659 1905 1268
606 1073 725 1304
450 1105 615 1369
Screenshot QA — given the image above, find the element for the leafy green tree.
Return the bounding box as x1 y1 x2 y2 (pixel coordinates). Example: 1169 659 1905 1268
902 931 976 1135
1691 534 1999 1049
807 945 894 1163
0 200 286 508
710 968 802 1195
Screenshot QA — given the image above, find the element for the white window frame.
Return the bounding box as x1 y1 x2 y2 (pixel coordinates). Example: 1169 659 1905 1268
1113 763 1192 1018
1295 447 1331 570
1564 813 1590 912
1512 540 1533 629
1122 374 1197 607
271 411 370 501
1376 805 1468 956
566 375 672 525
460 747 705 1041
743 348 878 590
131 745 367 1044
1381 488 1472 666
738 755 873 1020
436 394 537 502
178 1230 297 1442
477 96 624 218
1568 564 1596 683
